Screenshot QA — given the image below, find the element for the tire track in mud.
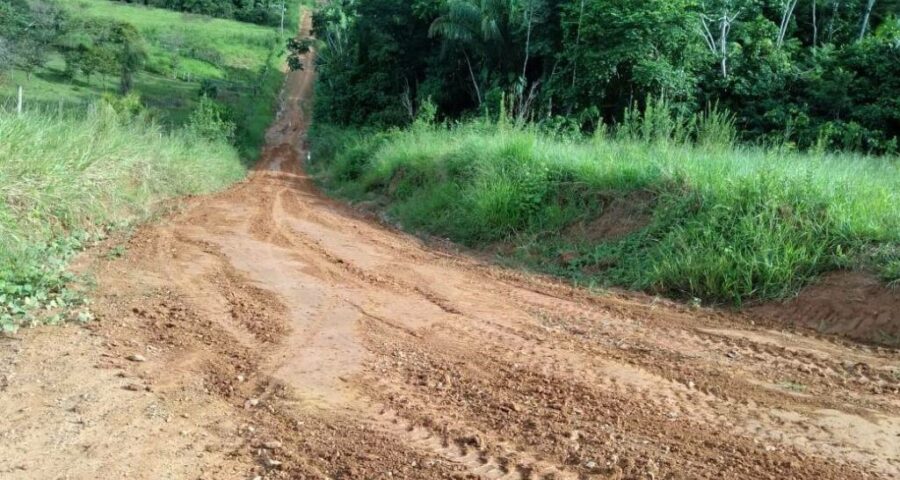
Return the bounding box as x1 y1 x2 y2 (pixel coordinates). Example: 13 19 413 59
493 278 900 402
443 317 900 475
360 310 900 479
249 182 467 317
368 405 580 480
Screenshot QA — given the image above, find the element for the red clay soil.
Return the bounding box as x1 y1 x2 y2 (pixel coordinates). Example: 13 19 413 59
751 271 900 347
564 191 655 243
2 14 900 480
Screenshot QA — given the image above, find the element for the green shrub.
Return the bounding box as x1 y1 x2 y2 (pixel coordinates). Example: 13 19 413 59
188 95 236 142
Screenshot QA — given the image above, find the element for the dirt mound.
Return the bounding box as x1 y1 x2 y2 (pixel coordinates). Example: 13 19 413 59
751 271 900 346
566 191 654 242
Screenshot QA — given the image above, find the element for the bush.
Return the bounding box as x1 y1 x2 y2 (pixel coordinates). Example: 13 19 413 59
188 95 236 142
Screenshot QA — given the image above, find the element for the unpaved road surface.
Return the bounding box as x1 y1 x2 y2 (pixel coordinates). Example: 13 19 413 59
3 18 900 480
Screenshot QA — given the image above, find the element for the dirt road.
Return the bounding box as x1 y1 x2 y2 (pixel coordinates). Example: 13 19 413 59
2 16 900 480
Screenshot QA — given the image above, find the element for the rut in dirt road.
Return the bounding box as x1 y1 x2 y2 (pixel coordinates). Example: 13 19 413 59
2 13 900 480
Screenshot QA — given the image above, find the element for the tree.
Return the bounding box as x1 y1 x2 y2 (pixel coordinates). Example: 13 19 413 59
111 22 147 94
516 0 546 79
700 1 743 78
859 0 877 39
308 0 900 152
286 37 314 71
0 0 68 79
0 37 13 80
776 0 800 48
812 0 819 45
429 0 512 106
59 19 146 92
556 0 703 118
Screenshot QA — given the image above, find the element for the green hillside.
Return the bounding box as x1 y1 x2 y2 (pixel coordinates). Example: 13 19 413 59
1 0 302 157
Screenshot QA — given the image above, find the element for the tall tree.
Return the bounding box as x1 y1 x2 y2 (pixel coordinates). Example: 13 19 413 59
700 1 743 78
112 23 146 94
859 0 877 39
0 0 68 79
429 0 511 106
776 0 800 48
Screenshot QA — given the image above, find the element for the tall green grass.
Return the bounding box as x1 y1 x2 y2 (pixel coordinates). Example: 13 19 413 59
310 117 900 306
0 105 246 330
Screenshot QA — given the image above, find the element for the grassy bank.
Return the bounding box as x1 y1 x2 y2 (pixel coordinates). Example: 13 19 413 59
310 120 900 306
0 106 246 331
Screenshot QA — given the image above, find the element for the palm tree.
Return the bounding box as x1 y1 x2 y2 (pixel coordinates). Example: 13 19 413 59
429 0 511 106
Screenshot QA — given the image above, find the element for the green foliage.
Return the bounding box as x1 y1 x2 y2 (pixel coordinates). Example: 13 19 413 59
310 119 900 305
311 0 900 153
556 0 703 115
2 0 296 163
0 0 305 328
0 105 246 329
0 0 68 77
111 0 307 27
0 232 92 333
286 37 314 70
100 91 145 118
58 18 148 93
189 95 236 142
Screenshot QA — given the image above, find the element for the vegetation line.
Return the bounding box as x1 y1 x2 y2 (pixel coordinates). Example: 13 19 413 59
309 111 900 306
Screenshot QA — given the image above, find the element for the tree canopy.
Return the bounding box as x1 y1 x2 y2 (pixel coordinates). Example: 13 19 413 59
0 0 68 78
308 0 900 153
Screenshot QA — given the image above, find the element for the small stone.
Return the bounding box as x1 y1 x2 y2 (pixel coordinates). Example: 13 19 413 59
245 398 260 409
725 350 738 359
127 354 147 362
263 440 283 450
237 375 245 382
265 459 282 469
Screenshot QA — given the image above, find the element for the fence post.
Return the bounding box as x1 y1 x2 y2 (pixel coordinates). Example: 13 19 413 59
17 85 23 115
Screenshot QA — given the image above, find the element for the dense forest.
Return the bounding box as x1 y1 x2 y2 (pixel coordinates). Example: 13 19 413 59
311 0 900 153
